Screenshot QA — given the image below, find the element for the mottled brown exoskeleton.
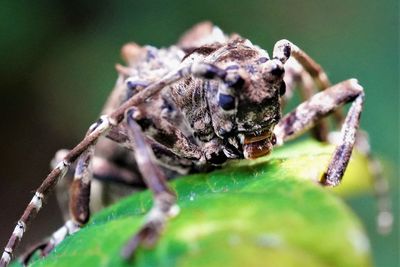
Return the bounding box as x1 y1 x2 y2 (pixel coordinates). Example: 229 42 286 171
1 22 392 266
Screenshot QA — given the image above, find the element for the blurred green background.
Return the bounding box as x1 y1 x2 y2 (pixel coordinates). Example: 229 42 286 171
0 0 398 266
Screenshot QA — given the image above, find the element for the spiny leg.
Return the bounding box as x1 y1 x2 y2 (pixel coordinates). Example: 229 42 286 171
121 111 179 260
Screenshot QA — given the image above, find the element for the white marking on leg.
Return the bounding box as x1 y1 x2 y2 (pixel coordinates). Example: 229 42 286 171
97 115 111 132
51 225 68 246
65 220 80 235
51 149 70 169
89 121 99 132
56 160 70 169
89 115 113 133
12 221 26 239
55 160 69 177
50 220 81 247
30 192 44 210
1 251 11 265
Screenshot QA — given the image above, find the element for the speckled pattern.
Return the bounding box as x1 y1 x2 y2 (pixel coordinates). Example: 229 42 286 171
1 22 388 267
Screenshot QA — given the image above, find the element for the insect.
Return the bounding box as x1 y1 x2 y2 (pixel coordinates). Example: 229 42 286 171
0 22 392 266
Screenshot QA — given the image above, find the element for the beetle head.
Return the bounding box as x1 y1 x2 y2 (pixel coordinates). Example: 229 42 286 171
209 38 286 159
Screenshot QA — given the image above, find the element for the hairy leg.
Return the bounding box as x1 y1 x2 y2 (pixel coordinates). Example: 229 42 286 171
20 127 97 264
0 58 248 266
273 79 392 231
274 79 364 185
274 42 392 232
328 130 393 233
121 111 179 260
283 57 329 141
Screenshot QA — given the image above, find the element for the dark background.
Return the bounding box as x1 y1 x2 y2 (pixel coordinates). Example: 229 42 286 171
0 0 398 266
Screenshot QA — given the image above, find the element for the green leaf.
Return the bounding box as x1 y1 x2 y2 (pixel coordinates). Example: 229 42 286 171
18 140 373 267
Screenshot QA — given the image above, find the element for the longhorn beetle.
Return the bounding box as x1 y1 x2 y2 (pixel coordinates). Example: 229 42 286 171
0 22 392 266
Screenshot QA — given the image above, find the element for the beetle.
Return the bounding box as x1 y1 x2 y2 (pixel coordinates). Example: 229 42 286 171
0 22 392 266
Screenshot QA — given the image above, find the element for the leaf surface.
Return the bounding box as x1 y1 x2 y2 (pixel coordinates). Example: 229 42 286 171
16 140 372 267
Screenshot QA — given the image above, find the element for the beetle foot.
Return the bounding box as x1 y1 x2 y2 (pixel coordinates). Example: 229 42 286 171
121 200 179 260
20 240 54 266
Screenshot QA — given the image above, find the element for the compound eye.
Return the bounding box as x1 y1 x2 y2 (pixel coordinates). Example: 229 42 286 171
279 82 286 96
270 65 285 76
218 93 236 110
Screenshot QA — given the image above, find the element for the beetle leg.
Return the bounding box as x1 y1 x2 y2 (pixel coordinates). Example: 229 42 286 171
53 145 147 217
0 60 235 267
19 129 97 265
274 79 364 185
273 79 393 232
328 130 393 233
275 39 344 128
121 110 179 260
283 57 329 141
275 40 393 233
37 143 96 257
274 40 331 91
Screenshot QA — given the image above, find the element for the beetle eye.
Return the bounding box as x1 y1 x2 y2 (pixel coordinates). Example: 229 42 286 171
218 94 236 110
279 82 286 96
